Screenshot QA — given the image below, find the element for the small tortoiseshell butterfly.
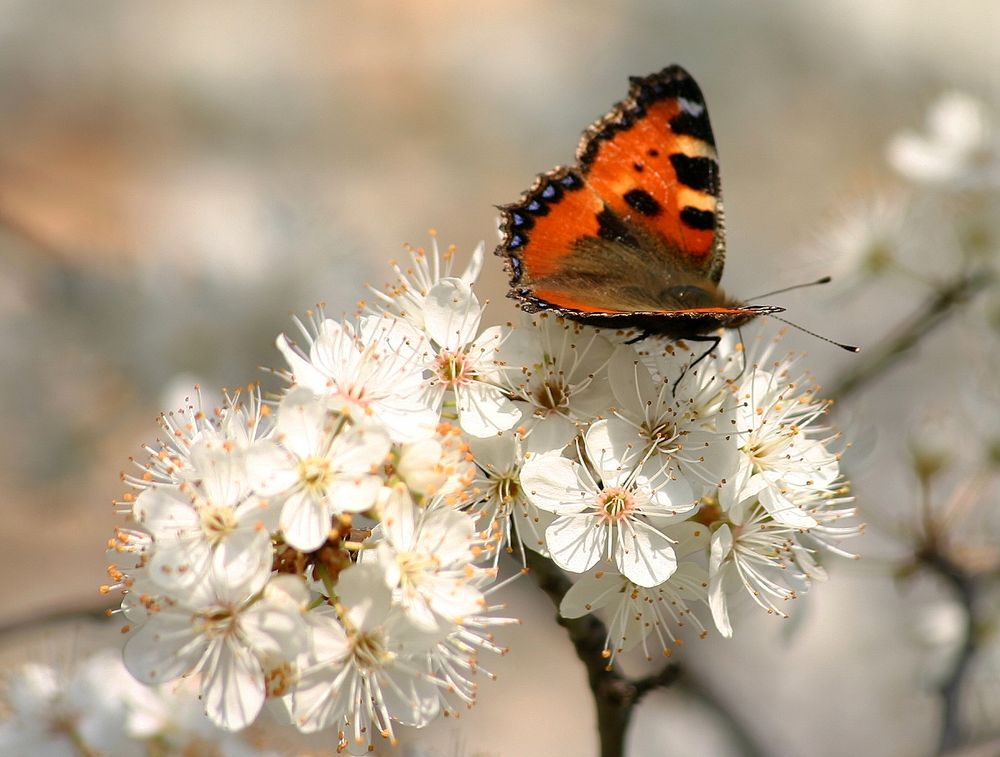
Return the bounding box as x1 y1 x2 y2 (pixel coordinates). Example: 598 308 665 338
496 65 786 348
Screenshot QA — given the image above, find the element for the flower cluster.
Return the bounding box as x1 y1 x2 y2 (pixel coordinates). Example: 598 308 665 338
107 235 858 748
887 90 1000 189
0 649 279 756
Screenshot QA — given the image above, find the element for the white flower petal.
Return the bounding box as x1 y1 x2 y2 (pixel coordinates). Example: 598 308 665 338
544 514 604 574
468 325 507 382
460 241 485 285
586 417 644 478
645 474 695 514
607 345 654 412
559 570 618 618
709 525 734 638
275 388 335 460
276 334 329 395
201 638 265 731
416 505 476 567
134 487 198 532
758 485 817 528
240 576 309 659
310 319 361 381
663 520 712 557
457 380 520 437
333 425 392 475
522 413 577 454
123 614 207 685
424 278 481 350
190 441 248 506
616 523 677 588
372 399 439 444
280 490 330 552
246 440 300 496
337 563 393 631
584 420 631 486
520 453 590 514
381 484 417 549
326 476 383 514
211 528 272 592
377 667 441 728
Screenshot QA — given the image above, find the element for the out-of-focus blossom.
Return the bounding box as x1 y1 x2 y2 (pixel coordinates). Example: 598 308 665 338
888 91 1000 189
0 649 280 756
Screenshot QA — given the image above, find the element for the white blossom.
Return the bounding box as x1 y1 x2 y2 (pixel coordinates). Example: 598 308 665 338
592 344 736 499
396 423 475 502
374 484 490 632
101 228 860 744
369 237 485 328
719 350 840 529
276 314 438 443
124 572 309 731
420 278 521 438
708 483 858 638
286 564 440 747
497 315 615 453
134 438 275 595
521 424 697 587
560 522 710 663
248 388 390 552
467 431 556 562
888 91 1000 188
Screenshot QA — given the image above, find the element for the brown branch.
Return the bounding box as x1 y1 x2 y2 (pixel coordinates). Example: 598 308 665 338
916 546 980 755
829 270 994 401
524 549 678 757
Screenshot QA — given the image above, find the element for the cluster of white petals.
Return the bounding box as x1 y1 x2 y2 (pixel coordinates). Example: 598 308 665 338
0 649 279 756
108 234 859 749
514 333 860 653
887 91 1000 188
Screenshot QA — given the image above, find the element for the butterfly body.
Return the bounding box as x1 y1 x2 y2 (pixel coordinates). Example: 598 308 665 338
496 65 783 341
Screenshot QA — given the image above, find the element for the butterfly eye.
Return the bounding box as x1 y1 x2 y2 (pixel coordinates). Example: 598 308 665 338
660 285 712 307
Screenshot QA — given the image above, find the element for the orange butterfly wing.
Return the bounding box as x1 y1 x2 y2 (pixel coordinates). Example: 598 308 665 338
496 65 776 339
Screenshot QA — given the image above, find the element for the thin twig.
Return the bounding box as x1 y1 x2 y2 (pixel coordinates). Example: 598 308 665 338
917 546 980 755
829 270 993 401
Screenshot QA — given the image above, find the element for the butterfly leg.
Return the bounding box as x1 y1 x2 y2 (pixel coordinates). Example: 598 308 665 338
624 330 652 345
672 333 721 396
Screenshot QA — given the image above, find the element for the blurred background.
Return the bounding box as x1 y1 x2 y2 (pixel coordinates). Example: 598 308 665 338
1 1 998 755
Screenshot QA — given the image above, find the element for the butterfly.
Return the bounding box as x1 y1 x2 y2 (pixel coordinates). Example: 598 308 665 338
495 65 785 353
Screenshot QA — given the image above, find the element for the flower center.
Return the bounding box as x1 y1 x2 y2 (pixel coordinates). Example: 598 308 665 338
747 429 795 470
435 350 471 387
533 379 569 415
692 495 722 527
297 456 332 493
396 551 435 584
642 418 680 455
352 629 391 669
335 379 370 409
598 486 635 522
491 471 521 505
200 505 238 544
197 607 237 639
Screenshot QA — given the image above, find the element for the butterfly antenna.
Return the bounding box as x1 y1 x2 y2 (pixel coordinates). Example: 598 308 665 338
770 315 860 352
749 276 832 301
